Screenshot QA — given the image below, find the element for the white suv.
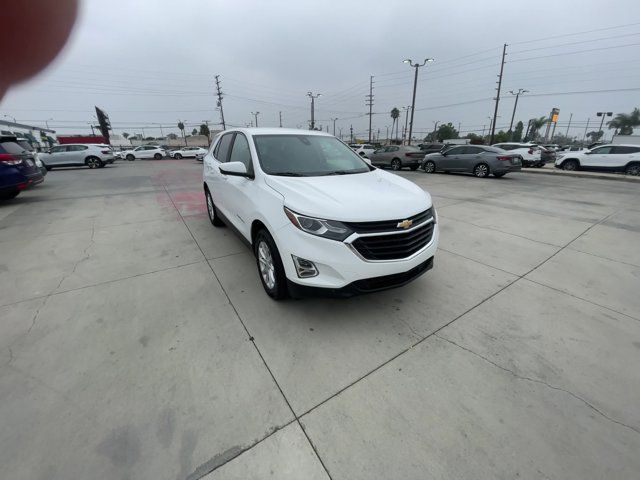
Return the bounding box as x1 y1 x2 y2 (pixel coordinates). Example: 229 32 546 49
555 144 640 175
203 128 439 299
121 145 166 161
170 146 208 159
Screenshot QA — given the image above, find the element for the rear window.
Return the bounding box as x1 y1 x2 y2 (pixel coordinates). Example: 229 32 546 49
0 141 26 154
614 146 640 154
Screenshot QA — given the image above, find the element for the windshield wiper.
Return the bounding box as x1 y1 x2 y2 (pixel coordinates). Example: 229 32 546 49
320 170 363 176
269 171 305 177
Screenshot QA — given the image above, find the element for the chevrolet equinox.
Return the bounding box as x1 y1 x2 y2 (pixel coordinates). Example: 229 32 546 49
203 128 439 299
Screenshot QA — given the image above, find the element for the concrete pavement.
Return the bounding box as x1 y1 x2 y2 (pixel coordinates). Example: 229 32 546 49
1 161 639 479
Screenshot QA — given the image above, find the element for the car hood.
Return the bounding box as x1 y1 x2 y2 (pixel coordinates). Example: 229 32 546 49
264 169 431 221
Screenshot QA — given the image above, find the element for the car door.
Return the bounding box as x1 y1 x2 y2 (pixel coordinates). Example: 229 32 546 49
206 132 235 217
222 133 255 240
451 146 483 171
608 146 639 170
384 146 400 166
439 146 465 170
582 145 614 168
67 145 88 165
41 145 68 166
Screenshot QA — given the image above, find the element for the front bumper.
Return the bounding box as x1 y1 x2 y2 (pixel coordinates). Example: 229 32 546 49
274 220 439 291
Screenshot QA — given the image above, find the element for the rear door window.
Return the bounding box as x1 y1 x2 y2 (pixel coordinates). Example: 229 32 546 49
613 146 640 154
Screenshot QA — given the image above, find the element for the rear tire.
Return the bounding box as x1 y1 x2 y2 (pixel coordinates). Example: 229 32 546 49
85 156 103 169
126 154 135 161
254 229 289 300
423 160 436 173
391 158 402 170
154 153 162 160
562 159 579 171
45 165 52 171
625 163 640 176
205 189 225 227
473 163 490 178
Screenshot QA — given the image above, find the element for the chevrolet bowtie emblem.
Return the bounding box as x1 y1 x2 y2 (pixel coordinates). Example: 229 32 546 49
397 219 413 229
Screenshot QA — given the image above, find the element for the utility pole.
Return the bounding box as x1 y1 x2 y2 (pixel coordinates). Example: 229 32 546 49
404 58 434 145
524 119 532 141
386 126 389 142
402 106 410 144
279 111 283 128
431 121 439 141
377 128 380 142
339 127 342 139
214 75 226 130
490 43 507 145
307 92 321 129
583 118 590 142
365 76 374 143
251 111 260 127
565 113 573 137
482 124 486 136
350 124 353 143
507 88 528 140
331 117 338 136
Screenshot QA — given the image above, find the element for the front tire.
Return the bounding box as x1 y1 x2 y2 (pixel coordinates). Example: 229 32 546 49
254 229 289 300
126 154 135 161
562 159 578 171
205 189 225 227
423 160 436 173
391 158 402 170
473 163 489 178
154 153 162 160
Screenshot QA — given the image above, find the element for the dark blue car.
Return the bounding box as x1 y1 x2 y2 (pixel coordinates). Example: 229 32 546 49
0 137 44 200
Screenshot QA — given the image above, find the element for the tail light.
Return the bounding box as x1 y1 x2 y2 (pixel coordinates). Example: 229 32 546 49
496 156 513 161
0 153 22 165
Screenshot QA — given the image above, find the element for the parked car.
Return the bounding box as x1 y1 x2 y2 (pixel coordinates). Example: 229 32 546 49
419 143 445 154
170 147 208 159
421 145 522 178
14 137 47 176
0 138 44 199
120 145 166 161
368 145 424 170
555 144 640 175
203 128 438 299
352 144 376 158
491 143 553 167
39 144 115 170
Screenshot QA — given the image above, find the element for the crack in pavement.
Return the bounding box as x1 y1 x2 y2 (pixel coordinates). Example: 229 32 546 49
54 220 96 293
435 334 640 436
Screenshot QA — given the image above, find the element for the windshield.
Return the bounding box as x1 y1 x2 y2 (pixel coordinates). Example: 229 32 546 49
253 134 371 176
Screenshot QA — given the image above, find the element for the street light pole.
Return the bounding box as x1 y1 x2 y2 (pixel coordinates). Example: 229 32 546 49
307 92 321 130
251 111 260 128
402 106 410 144
403 58 434 145
508 89 529 140
596 111 612 139
331 117 338 136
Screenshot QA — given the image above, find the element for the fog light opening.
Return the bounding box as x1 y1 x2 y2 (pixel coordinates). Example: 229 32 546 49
292 255 318 278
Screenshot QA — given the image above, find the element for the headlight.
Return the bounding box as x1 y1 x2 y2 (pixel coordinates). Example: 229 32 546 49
284 207 353 241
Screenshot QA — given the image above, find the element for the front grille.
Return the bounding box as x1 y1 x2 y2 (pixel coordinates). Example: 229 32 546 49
351 221 434 260
344 208 432 234
353 257 434 292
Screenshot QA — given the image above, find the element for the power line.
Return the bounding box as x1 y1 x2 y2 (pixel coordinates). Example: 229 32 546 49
509 42 640 63
509 31 640 54
510 21 640 45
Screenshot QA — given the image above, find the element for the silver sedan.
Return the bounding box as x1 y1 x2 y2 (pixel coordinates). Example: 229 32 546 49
421 145 522 178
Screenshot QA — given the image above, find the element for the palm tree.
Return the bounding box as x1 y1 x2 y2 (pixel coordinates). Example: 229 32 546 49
527 116 548 141
390 108 400 143
607 108 640 135
177 121 186 146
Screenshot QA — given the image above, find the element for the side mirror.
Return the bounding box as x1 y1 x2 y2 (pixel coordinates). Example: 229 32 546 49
584 151 591 155
219 161 252 178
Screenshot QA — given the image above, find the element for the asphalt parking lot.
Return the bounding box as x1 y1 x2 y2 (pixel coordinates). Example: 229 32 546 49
1 160 639 479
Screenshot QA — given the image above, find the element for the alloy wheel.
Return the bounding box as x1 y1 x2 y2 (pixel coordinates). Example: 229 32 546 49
257 241 276 290
474 164 488 177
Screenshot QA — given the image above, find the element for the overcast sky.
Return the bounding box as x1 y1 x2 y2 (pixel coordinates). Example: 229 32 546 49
2 0 640 141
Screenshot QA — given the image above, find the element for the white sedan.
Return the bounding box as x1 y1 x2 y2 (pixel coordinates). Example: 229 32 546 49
121 145 166 161
170 147 208 159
